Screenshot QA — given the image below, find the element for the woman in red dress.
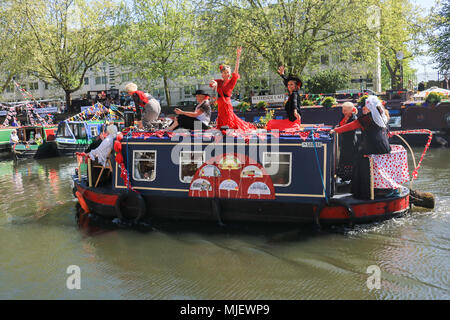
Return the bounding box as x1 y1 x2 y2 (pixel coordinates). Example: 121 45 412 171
209 47 255 131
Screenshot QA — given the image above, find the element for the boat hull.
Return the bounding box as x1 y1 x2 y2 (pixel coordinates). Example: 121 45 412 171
12 141 58 160
57 141 89 156
74 180 409 227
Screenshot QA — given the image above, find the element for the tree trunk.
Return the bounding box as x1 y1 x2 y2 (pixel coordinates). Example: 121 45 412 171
65 90 72 113
163 74 171 108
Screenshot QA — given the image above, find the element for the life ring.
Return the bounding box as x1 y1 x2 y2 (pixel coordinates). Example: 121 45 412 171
115 191 146 223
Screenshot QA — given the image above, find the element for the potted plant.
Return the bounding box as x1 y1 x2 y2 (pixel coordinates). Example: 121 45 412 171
259 109 275 127
425 92 444 107
255 101 268 111
320 96 337 109
301 99 315 106
237 101 251 113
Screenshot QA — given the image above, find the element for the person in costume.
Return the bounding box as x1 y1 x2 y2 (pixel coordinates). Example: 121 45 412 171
331 96 391 199
335 102 358 182
266 66 302 131
124 82 161 130
165 90 211 131
10 129 19 146
209 47 255 131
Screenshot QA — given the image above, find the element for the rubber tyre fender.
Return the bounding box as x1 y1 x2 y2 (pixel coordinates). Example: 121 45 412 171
115 191 146 223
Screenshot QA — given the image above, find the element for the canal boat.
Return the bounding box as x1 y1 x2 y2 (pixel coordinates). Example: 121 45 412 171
12 125 58 160
72 126 419 230
56 104 125 156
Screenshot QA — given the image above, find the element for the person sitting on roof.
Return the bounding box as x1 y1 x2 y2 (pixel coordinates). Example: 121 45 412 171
164 89 211 131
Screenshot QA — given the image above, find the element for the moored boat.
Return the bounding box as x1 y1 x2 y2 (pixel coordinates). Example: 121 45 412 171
12 125 58 160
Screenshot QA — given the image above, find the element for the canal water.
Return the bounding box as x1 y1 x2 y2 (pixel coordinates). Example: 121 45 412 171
0 148 448 300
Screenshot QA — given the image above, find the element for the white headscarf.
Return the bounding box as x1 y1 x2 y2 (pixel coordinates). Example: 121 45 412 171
365 95 387 128
106 124 118 137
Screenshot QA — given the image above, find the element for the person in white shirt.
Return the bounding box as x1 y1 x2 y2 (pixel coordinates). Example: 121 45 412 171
10 129 19 146
165 90 211 131
87 124 118 166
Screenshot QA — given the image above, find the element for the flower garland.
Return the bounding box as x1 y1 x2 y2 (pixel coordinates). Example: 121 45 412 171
113 132 138 193
388 129 433 181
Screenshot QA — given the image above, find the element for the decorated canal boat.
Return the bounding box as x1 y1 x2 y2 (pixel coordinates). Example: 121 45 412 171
71 123 433 231
56 104 124 156
12 125 58 160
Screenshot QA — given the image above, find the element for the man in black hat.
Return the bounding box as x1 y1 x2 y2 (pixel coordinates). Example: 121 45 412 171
165 89 211 131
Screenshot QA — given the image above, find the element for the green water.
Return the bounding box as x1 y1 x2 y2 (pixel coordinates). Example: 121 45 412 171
0 149 448 299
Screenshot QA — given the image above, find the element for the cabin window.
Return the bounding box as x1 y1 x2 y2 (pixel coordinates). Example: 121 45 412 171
133 150 157 182
262 152 292 187
179 151 204 183
90 126 98 137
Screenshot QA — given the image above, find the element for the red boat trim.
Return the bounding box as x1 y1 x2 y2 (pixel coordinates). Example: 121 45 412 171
77 185 119 206
319 195 409 220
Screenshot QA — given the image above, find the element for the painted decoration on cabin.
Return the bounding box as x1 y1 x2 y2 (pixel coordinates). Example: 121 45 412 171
248 182 271 195
200 165 221 177
218 155 242 170
219 179 239 191
190 178 212 191
188 153 275 200
241 165 263 178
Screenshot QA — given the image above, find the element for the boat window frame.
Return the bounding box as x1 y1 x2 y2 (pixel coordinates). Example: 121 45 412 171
132 150 157 182
90 126 99 137
179 150 205 183
262 151 292 187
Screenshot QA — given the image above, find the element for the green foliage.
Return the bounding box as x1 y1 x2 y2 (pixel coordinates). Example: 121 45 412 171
302 99 315 106
428 0 450 72
305 69 350 94
117 0 211 107
16 0 127 109
425 92 444 104
255 101 268 110
259 109 275 126
237 101 251 112
321 96 337 108
201 0 368 78
0 1 34 94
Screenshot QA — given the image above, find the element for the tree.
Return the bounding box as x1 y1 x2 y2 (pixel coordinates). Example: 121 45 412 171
17 0 127 111
117 0 211 107
201 0 368 77
305 68 350 94
429 0 450 73
0 1 33 96
376 0 429 90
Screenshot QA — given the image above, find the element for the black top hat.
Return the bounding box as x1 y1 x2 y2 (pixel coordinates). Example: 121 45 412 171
286 75 303 88
193 89 210 97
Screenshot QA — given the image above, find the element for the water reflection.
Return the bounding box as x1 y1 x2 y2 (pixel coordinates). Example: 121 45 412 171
0 148 448 299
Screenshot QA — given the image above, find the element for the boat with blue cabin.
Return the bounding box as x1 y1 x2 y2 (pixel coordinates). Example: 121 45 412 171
72 125 421 230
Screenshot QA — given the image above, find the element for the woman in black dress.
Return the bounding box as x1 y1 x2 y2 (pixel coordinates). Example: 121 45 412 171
331 96 390 199
335 102 359 182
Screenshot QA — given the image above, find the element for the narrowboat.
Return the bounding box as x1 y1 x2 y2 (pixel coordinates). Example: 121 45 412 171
72 126 416 230
0 127 16 157
12 125 58 160
388 101 450 147
56 103 126 156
